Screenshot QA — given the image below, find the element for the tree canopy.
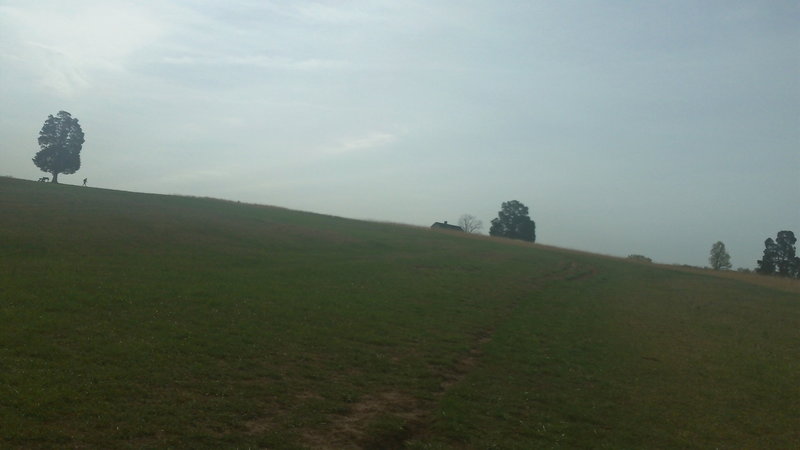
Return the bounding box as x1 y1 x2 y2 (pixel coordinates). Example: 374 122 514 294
708 241 732 270
756 231 799 278
32 111 85 184
489 200 536 242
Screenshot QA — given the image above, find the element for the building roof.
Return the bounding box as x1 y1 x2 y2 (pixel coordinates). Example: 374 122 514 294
431 221 463 231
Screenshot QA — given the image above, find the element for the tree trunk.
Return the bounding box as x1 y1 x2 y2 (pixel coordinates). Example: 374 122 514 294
51 173 59 184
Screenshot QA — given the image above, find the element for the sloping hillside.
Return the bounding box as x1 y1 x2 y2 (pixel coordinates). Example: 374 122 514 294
1 177 798 449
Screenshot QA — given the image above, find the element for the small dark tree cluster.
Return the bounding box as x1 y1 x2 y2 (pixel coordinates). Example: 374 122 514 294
757 231 799 278
627 254 652 263
489 200 536 242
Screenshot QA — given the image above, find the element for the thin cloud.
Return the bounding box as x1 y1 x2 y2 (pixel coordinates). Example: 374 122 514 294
150 164 247 189
0 2 167 96
160 54 349 71
290 2 378 24
324 132 398 156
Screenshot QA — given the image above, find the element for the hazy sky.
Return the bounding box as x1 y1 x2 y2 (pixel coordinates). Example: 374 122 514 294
1 1 798 268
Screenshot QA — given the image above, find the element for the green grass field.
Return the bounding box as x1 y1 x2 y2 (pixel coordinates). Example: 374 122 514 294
1 176 798 449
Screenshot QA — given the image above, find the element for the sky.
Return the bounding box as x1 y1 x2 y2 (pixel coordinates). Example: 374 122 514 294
1 0 798 268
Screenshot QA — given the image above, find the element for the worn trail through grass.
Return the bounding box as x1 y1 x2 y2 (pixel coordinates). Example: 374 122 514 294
306 260 600 448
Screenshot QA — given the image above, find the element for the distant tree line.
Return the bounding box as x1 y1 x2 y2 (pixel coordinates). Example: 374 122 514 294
451 200 536 242
757 231 799 278
462 206 798 280
709 231 799 278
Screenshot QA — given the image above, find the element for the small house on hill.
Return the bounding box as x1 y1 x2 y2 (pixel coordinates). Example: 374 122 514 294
431 221 463 232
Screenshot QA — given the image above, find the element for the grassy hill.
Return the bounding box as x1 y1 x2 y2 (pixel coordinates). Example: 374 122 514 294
1 176 798 449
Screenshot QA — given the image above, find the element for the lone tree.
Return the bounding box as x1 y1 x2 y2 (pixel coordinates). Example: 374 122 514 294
757 231 800 278
708 241 732 270
489 200 536 242
458 214 483 234
32 111 85 184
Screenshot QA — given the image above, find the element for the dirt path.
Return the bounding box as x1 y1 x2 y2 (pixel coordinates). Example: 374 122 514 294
299 260 599 449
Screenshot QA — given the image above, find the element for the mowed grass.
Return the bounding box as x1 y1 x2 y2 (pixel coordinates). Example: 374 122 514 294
0 177 798 449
